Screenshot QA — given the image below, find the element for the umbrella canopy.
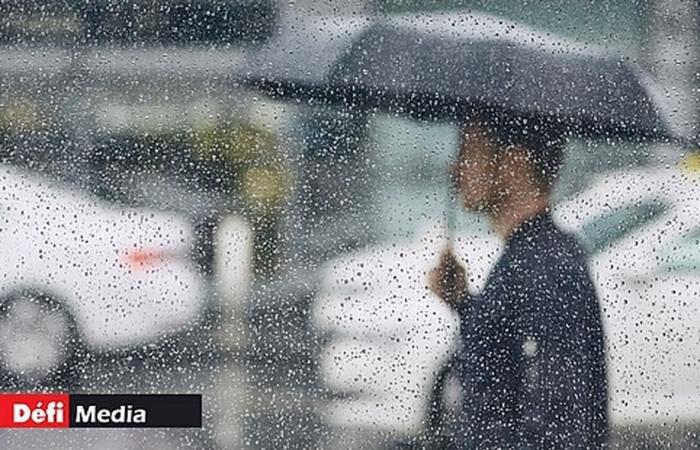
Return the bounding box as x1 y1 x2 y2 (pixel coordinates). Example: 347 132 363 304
238 12 673 140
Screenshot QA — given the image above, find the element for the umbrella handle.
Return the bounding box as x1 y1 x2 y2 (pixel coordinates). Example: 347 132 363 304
445 184 457 247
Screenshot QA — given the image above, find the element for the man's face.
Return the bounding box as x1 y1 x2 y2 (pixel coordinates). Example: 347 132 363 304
451 123 501 212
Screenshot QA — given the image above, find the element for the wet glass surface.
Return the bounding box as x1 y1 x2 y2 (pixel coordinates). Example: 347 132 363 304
0 1 699 449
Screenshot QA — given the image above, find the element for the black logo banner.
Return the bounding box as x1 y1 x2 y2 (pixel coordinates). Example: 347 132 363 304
69 394 202 428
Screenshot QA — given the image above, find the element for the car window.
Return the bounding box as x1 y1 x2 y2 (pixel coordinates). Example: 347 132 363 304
578 199 670 254
659 228 700 273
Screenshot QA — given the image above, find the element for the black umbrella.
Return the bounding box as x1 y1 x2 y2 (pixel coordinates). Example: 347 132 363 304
238 13 674 140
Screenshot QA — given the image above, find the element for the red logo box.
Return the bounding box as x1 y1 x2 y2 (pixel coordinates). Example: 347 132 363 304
0 394 70 428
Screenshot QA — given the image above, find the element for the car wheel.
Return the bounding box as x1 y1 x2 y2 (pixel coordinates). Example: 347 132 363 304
425 357 461 448
0 289 81 390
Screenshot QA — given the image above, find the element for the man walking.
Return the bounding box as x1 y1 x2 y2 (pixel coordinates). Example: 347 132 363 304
430 110 609 449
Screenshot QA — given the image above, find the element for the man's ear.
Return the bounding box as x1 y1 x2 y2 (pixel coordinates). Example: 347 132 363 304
496 147 534 187
509 147 531 165
508 147 547 193
493 147 519 172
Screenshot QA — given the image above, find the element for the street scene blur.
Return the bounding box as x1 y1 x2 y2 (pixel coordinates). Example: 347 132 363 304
0 0 699 448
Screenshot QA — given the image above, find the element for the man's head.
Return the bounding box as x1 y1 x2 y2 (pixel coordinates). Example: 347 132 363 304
451 110 565 213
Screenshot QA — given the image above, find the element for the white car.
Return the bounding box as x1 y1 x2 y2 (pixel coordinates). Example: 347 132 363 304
0 164 253 386
312 157 700 437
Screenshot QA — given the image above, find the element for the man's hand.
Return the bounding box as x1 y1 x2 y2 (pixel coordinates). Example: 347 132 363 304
428 249 468 309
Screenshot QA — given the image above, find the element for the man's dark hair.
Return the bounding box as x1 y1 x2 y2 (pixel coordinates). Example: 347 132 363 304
466 108 566 190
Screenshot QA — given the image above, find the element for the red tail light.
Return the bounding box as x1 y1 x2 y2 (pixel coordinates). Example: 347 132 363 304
122 248 179 269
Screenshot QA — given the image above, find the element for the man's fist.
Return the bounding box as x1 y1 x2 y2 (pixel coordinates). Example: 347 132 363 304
428 249 468 309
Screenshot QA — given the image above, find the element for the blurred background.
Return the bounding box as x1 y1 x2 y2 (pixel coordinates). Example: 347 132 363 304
0 0 698 449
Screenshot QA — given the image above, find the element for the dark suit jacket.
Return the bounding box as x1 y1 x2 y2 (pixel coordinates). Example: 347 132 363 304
454 212 609 449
